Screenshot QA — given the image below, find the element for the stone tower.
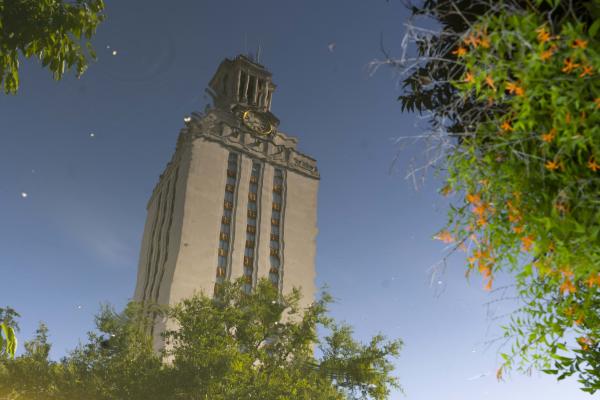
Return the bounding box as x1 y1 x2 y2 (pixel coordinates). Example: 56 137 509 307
133 55 319 347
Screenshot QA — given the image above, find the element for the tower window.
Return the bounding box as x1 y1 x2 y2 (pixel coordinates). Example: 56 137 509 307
248 75 256 104
222 73 229 95
239 71 247 101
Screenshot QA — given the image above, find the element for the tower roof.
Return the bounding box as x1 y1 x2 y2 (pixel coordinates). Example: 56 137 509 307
207 55 277 114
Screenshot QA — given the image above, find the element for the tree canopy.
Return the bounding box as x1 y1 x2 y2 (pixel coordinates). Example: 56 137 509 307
0 0 105 94
0 279 403 399
388 0 600 393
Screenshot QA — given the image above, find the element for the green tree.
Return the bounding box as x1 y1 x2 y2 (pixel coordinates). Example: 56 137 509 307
0 0 105 94
382 0 600 393
0 307 19 359
0 279 403 399
0 322 58 399
164 279 402 400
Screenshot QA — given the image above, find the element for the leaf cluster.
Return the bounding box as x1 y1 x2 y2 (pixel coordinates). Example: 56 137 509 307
0 0 105 93
395 0 600 393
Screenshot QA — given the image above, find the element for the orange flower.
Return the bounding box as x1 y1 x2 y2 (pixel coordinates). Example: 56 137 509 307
508 214 521 223
561 58 580 73
452 46 467 56
434 230 454 244
512 225 524 234
595 98 600 109
473 204 488 216
464 71 475 83
588 157 600 172
440 185 452 196
560 266 574 278
541 128 556 143
485 75 496 91
521 235 534 251
501 120 513 132
464 33 480 47
565 112 572 124
466 193 481 205
536 26 551 43
496 366 504 381
479 36 490 48
479 264 492 278
577 337 591 351
505 81 524 96
545 160 560 171
585 273 600 288
476 217 487 227
555 202 569 214
559 277 576 295
540 45 557 61
579 65 593 77
484 278 493 291
571 39 588 49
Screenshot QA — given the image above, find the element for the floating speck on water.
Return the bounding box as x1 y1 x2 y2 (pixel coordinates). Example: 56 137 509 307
112 50 117 56
106 45 110 49
31 169 35 173
327 42 336 52
437 280 443 285
89 132 95 138
77 305 83 310
20 192 28 198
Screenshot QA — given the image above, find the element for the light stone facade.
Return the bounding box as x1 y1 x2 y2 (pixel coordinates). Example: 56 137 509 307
133 55 319 348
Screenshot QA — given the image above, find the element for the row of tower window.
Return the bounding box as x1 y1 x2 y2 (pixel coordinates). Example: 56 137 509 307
243 162 261 292
142 166 179 304
215 153 239 294
215 152 286 295
269 169 284 287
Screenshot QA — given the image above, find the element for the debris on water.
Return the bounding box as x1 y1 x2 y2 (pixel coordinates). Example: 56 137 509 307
112 50 118 56
327 42 336 52
20 192 28 198
89 132 95 138
467 372 489 381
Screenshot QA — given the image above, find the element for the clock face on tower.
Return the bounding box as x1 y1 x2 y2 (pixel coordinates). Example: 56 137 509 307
242 110 273 136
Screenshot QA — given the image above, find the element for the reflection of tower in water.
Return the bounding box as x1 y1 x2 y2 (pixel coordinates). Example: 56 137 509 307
132 55 320 348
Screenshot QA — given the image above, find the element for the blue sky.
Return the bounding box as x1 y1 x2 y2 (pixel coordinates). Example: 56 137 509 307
0 1 590 399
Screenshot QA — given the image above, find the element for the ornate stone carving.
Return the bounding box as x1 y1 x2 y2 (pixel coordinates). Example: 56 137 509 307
187 109 319 179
